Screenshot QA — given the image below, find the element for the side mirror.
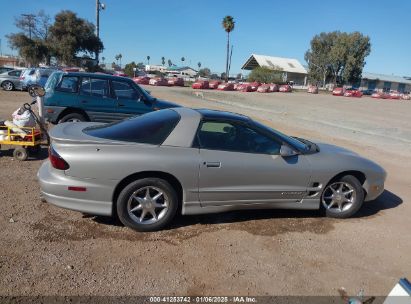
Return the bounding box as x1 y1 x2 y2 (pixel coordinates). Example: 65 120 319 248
28 85 45 97
280 145 298 157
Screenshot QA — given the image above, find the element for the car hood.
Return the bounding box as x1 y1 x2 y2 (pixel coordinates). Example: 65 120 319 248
307 141 386 177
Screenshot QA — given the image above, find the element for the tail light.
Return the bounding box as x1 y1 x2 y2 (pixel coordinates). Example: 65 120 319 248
49 146 70 170
19 76 25 80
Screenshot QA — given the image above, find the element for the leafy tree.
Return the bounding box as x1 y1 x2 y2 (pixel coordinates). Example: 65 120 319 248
222 16 235 81
124 61 137 77
247 66 283 83
8 33 48 66
198 68 211 77
161 56 165 66
305 31 371 85
48 10 103 65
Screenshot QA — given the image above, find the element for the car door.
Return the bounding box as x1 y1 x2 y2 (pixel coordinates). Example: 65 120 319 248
79 77 118 123
197 120 312 207
111 79 152 119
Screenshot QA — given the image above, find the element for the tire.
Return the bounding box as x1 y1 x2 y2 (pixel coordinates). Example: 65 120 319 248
116 178 179 232
58 112 87 123
13 147 28 161
321 175 364 218
2 81 14 91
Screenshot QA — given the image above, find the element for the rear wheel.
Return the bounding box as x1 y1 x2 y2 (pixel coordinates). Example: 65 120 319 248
2 81 14 91
321 175 364 218
116 178 178 232
58 112 87 123
13 147 28 161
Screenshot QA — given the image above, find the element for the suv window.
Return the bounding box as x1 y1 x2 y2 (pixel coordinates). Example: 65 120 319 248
112 80 139 99
80 77 110 98
197 120 281 154
8 70 21 77
56 76 79 93
83 109 180 144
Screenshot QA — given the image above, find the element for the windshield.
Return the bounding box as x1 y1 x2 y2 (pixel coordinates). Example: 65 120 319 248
45 71 63 92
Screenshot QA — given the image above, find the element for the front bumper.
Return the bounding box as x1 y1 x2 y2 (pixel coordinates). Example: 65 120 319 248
37 161 113 216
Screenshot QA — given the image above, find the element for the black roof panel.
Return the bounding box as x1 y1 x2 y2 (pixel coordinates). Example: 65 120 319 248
195 109 250 122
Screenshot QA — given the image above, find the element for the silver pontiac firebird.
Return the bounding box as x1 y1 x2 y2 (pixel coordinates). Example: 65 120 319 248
38 108 386 232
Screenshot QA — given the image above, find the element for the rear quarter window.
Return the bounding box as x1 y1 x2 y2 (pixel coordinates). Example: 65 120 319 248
83 109 180 145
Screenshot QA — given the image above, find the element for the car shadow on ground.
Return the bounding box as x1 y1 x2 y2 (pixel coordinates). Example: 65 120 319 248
92 189 402 230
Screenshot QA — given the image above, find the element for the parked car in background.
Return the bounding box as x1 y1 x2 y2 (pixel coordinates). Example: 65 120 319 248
149 77 168 86
42 71 178 123
20 68 57 90
38 108 386 232
167 77 184 87
192 80 209 89
209 80 221 89
388 91 401 99
217 82 234 91
0 69 23 91
257 84 270 93
307 85 319 94
237 83 253 92
133 76 150 85
249 82 261 91
344 88 363 97
279 84 292 92
361 89 375 95
0 67 15 74
269 83 279 92
371 92 389 99
332 87 345 96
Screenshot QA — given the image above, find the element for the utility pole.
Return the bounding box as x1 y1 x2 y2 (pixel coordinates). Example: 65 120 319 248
95 0 105 63
21 14 36 39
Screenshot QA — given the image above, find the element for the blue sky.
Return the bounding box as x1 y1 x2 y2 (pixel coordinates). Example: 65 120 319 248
1 0 410 76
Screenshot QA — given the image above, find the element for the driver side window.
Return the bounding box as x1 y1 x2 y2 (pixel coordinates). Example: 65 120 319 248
197 120 281 154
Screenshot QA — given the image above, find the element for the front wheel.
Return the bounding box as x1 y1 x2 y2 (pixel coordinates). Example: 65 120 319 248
321 175 364 218
58 112 86 123
13 147 28 161
116 178 178 232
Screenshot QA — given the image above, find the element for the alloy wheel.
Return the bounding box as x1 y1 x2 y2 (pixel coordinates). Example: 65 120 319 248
321 182 356 213
127 186 169 225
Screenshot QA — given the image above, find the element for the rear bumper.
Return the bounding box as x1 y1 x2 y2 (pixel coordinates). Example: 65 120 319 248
37 161 113 216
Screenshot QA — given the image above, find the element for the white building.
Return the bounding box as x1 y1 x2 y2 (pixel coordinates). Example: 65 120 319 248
241 54 308 85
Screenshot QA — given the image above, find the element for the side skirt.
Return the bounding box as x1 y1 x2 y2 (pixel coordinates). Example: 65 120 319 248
181 198 320 215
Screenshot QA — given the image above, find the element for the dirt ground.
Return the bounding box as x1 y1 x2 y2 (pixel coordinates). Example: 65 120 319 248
0 87 410 297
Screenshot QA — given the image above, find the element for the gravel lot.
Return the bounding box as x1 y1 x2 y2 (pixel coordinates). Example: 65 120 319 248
0 88 410 297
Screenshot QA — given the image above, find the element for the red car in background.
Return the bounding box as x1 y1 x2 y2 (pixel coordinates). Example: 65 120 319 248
279 84 292 92
217 82 234 91
257 84 270 93
133 76 150 85
371 92 389 99
332 87 345 96
209 81 221 89
388 91 401 99
167 77 184 87
249 82 261 91
269 84 279 92
149 77 169 86
237 83 253 92
307 85 319 94
192 81 209 89
344 88 363 97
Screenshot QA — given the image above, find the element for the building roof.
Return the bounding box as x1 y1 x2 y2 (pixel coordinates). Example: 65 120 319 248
167 66 197 72
241 54 307 74
362 72 411 85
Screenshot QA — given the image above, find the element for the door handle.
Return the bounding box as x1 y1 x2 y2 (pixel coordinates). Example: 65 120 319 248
81 100 87 103
204 161 221 168
118 103 125 107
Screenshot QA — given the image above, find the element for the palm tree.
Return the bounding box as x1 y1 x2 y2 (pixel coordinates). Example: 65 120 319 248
181 57 185 66
118 54 122 69
222 16 235 81
101 56 105 64
147 55 150 65
198 62 201 69
168 59 172 67
115 54 120 66
161 57 165 66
